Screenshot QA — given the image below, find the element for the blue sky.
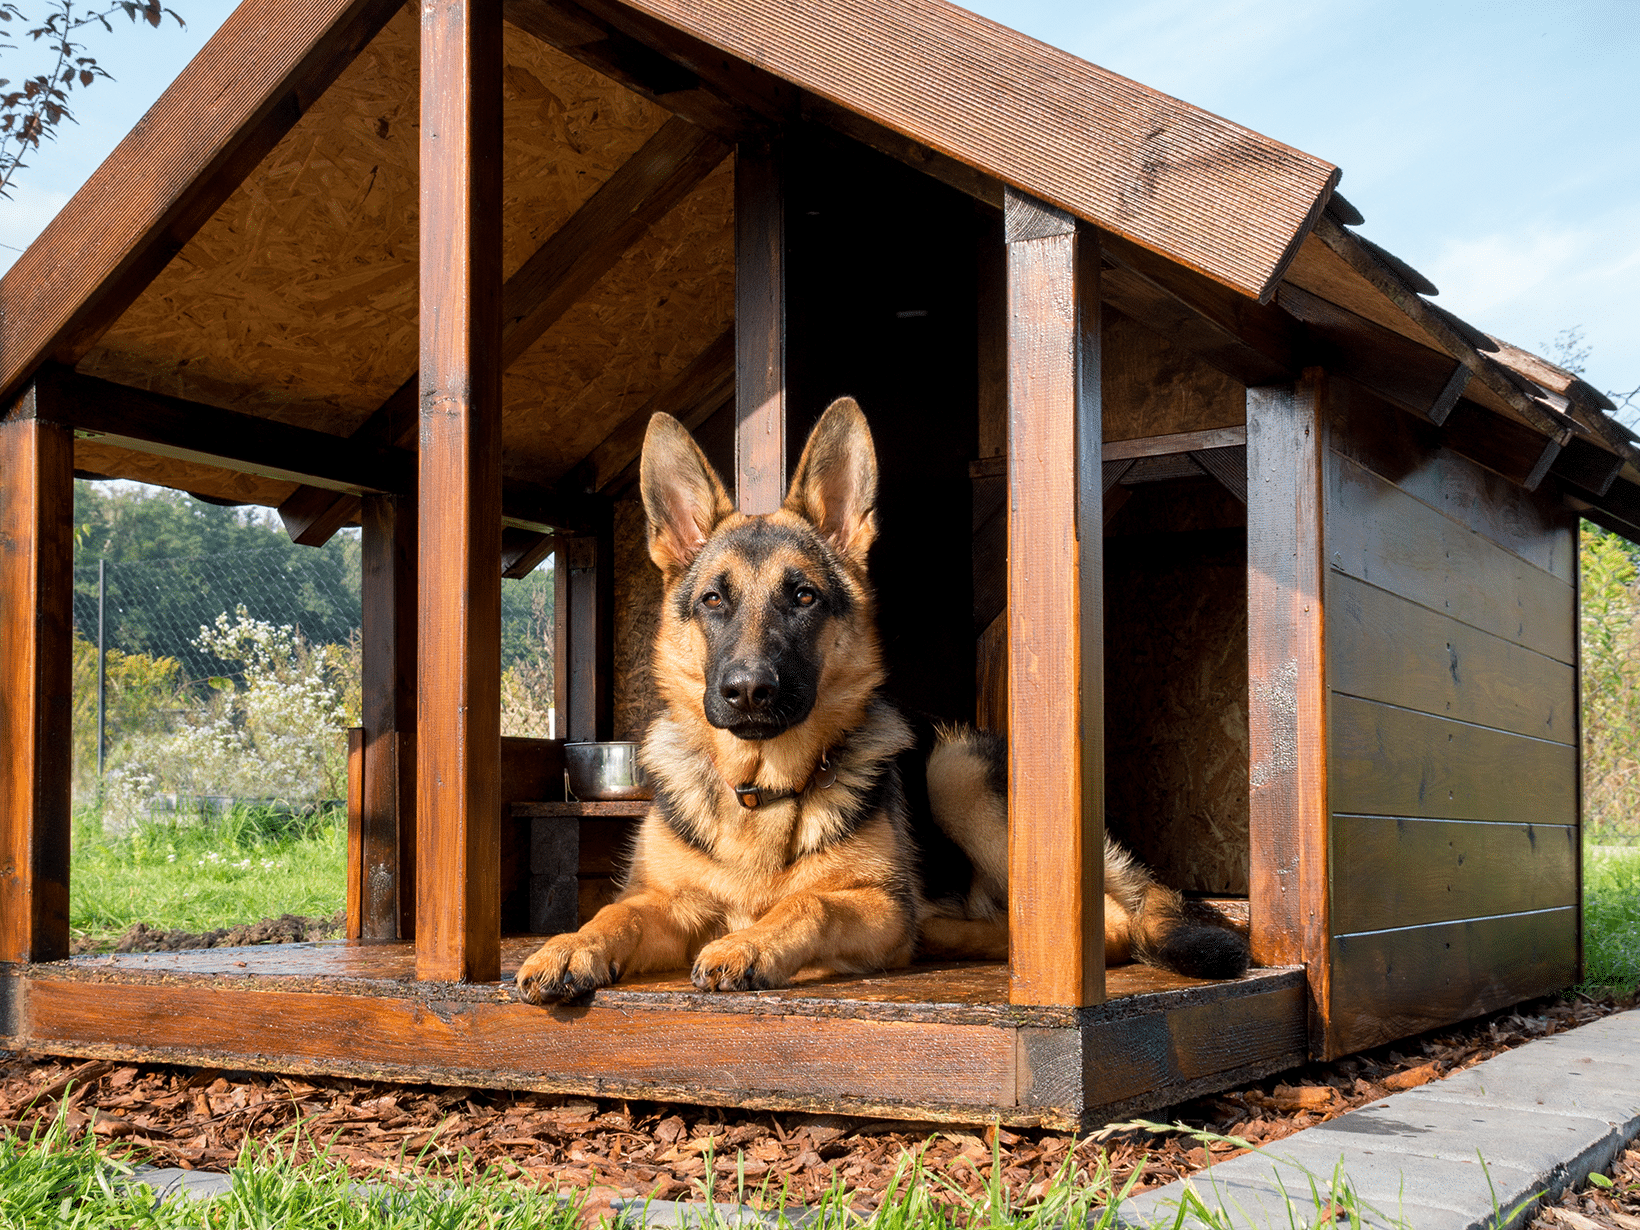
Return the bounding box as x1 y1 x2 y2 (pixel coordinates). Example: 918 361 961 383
3 0 1635 401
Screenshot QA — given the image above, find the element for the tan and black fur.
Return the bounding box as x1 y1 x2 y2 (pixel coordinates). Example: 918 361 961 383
515 399 1248 1004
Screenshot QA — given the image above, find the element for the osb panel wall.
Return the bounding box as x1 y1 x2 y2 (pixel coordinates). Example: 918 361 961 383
1104 479 1249 896
1102 307 1244 443
612 497 663 742
81 6 667 436
500 159 734 485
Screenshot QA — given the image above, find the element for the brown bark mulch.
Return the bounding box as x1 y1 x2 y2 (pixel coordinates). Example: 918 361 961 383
1529 1146 1640 1230
0 988 1629 1214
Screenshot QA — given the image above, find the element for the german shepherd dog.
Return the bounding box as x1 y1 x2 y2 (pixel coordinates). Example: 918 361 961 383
515 399 1248 1003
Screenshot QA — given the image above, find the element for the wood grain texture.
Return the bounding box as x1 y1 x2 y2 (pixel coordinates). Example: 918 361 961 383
74 441 298 510
734 140 786 513
1325 451 1576 664
0 0 403 405
1244 375 1328 1044
20 979 1018 1117
609 0 1337 297
360 494 417 941
1005 189 1102 1007
415 0 504 983
0 410 74 964
1331 816 1576 936
1327 907 1578 1058
561 529 614 742
1327 573 1575 745
1329 695 1576 827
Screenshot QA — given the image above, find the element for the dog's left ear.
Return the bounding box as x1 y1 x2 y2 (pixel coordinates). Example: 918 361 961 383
783 397 877 566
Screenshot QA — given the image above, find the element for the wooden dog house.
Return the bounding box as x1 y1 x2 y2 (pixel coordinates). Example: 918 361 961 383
2 0 1634 1128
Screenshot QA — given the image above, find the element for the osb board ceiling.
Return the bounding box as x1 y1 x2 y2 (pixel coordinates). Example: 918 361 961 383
500 158 734 485
1102 308 1243 441
79 6 668 435
74 440 298 508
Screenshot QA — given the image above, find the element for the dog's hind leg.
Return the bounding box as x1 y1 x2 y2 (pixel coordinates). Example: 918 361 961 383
515 888 708 1004
918 915 1008 961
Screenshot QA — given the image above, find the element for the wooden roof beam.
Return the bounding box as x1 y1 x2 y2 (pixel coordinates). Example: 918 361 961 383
1100 232 1300 388
503 0 774 136
277 114 727 544
7 368 410 495
0 0 404 407
1309 216 1586 446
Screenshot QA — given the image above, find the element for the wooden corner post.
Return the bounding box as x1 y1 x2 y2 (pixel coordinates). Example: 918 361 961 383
0 388 74 964
1004 189 1104 1007
416 0 502 982
735 138 786 513
1246 372 1330 1042
360 493 417 941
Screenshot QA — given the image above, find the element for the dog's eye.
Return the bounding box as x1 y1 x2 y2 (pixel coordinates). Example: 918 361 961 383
794 587 818 608
701 591 724 610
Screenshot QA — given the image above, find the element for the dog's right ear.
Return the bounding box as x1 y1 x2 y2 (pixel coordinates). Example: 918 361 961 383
640 413 734 578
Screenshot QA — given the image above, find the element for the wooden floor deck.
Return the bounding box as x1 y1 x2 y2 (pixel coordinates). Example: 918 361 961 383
0 941 1308 1129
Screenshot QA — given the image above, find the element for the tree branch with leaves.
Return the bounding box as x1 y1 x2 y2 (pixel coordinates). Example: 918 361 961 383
0 0 183 199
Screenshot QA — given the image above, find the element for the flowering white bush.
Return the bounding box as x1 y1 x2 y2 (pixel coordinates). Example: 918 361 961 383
104 608 356 823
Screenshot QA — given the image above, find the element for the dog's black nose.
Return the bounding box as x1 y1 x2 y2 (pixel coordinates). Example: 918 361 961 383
719 663 780 714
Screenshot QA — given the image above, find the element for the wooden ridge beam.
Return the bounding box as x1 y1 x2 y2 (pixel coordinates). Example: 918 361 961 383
8 368 411 495
0 0 404 407
278 114 727 545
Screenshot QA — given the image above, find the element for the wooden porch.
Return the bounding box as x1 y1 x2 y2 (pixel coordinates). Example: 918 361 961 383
2 945 1304 1130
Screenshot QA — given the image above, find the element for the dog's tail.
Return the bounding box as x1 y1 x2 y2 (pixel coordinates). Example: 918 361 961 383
1105 837 1250 980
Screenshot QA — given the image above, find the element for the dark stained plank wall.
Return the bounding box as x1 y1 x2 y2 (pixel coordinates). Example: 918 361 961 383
1003 188 1103 1007
0 408 75 964
415 0 504 983
1319 381 1580 1058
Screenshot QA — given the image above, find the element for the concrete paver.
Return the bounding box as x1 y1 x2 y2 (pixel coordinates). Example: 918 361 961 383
1118 1009 1640 1230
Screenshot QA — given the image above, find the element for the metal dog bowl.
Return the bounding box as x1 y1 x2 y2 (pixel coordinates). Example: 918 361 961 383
564 741 651 801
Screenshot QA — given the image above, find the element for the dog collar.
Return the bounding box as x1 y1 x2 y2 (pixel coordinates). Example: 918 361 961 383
734 750 839 810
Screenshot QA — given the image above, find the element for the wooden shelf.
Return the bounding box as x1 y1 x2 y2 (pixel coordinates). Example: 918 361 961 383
511 800 651 818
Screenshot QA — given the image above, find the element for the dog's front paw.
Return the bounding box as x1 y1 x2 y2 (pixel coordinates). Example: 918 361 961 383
515 935 621 1004
691 935 784 992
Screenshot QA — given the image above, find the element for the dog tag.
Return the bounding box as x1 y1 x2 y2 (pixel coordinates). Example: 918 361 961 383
812 756 837 790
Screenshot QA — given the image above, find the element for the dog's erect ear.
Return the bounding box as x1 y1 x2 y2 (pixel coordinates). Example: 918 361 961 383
641 413 735 577
783 397 877 565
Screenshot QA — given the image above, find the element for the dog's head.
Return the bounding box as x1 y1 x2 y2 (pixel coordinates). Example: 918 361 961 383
641 398 883 746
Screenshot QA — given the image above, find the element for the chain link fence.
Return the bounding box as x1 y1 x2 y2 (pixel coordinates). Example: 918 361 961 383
71 535 555 813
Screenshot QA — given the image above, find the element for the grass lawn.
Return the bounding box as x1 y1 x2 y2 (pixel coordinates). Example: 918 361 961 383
70 803 347 951
1584 845 1640 995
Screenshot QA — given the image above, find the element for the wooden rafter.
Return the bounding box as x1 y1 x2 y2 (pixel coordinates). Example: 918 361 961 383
280 113 728 546
0 0 404 407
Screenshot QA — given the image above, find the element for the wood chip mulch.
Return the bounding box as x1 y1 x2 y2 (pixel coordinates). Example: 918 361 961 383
0 991 1629 1216
1530 1146 1640 1230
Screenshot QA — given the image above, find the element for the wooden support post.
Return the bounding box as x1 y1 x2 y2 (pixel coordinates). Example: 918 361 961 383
361 494 417 941
345 726 365 939
0 406 74 964
735 139 786 512
415 0 502 983
559 520 614 743
1246 372 1330 1041
1003 189 1103 1008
